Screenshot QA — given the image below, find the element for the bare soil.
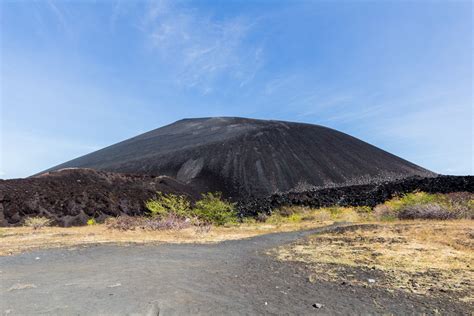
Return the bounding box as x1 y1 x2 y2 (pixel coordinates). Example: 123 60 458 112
1 223 470 315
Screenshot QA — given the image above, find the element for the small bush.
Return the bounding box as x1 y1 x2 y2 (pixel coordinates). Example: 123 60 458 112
146 192 191 218
385 192 440 211
192 192 237 226
443 192 474 219
87 218 96 226
398 203 456 220
24 217 51 229
374 192 474 220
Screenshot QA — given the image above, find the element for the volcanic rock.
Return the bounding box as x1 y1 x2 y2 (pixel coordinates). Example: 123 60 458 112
0 168 198 226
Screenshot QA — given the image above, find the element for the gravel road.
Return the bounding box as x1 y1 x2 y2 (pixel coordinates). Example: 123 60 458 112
1 224 468 315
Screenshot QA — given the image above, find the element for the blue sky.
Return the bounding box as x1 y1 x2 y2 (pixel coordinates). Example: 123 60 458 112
1 0 472 179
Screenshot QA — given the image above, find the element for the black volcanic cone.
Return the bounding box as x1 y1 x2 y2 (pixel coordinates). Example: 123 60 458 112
44 117 434 198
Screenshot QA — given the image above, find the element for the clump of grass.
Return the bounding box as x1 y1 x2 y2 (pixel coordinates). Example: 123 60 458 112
311 209 331 222
23 217 51 230
105 216 143 231
260 205 366 225
87 218 97 226
194 222 212 234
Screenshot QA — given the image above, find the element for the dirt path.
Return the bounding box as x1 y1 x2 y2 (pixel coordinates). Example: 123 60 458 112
0 224 467 315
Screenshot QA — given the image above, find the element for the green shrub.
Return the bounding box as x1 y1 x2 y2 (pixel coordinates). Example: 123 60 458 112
24 216 51 229
146 192 191 218
87 218 96 225
385 192 440 211
192 192 237 226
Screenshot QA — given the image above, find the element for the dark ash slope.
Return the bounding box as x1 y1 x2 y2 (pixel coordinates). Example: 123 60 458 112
44 117 434 198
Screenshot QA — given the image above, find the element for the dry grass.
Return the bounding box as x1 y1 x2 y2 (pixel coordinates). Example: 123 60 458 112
276 220 474 301
268 205 373 224
0 220 331 256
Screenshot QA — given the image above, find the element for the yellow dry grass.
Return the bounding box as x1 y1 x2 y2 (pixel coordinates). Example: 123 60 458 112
276 220 474 300
0 220 331 256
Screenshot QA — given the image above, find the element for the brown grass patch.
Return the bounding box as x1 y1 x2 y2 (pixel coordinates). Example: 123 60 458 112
0 220 331 256
276 220 474 301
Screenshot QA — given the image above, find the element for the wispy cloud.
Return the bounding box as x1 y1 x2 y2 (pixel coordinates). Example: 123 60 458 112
46 0 71 34
142 0 264 93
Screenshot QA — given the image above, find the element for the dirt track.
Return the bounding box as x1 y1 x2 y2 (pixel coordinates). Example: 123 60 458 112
1 224 469 315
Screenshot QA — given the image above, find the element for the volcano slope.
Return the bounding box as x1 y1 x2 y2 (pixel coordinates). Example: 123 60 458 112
44 117 434 199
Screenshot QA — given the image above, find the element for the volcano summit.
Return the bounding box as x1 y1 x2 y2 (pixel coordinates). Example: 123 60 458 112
44 117 434 198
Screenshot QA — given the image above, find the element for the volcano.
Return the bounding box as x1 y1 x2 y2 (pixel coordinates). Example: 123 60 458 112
43 117 434 198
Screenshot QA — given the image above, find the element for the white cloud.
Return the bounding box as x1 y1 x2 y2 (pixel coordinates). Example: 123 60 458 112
142 0 264 93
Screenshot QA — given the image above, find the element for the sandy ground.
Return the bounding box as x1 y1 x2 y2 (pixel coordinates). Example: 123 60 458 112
1 223 471 315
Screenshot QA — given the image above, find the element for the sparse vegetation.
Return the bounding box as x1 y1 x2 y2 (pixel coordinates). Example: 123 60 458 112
105 216 143 231
142 214 192 231
0 217 331 256
144 191 236 227
23 217 51 229
259 205 371 225
275 221 474 299
374 192 473 220
106 192 236 231
264 192 473 223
